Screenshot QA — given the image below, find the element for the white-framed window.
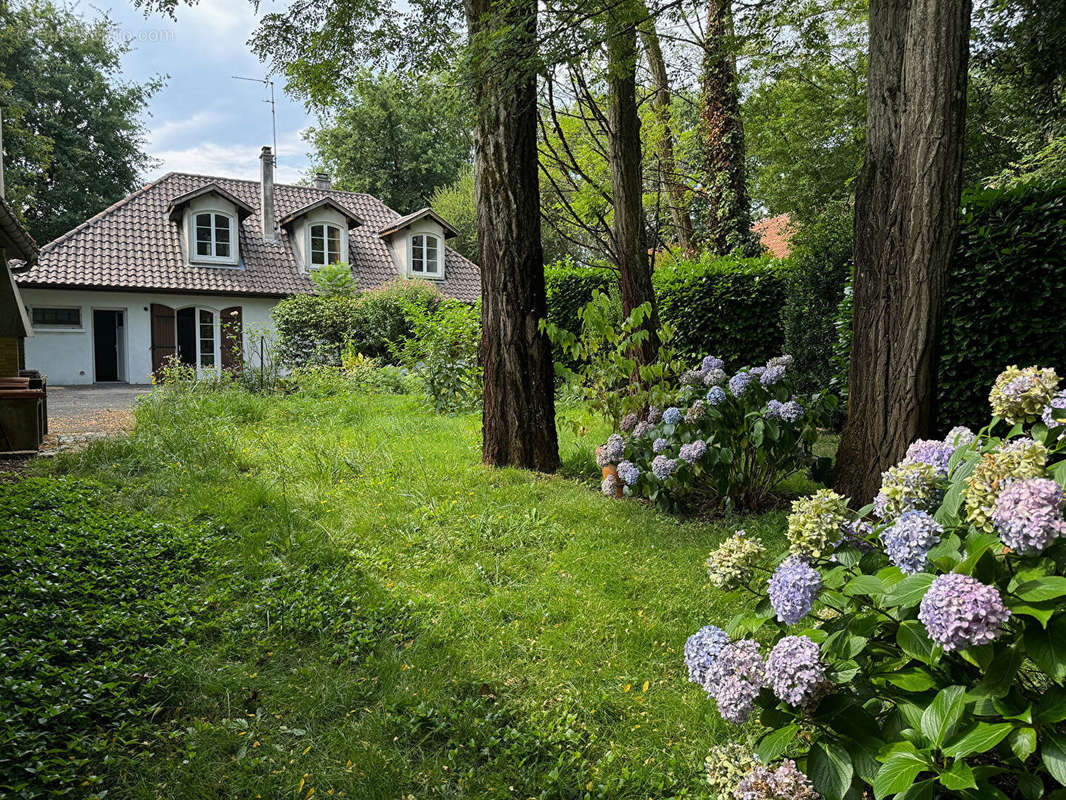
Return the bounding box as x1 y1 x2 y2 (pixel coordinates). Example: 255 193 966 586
410 233 441 277
310 223 342 266
31 306 82 328
175 306 219 372
193 211 236 262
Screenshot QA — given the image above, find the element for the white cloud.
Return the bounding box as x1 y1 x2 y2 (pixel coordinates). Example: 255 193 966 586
149 127 310 184
147 110 228 150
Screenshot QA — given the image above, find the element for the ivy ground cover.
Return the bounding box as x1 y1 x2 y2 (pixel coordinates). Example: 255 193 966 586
1 386 820 798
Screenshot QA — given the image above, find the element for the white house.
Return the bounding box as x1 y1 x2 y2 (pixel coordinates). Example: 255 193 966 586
14 146 479 385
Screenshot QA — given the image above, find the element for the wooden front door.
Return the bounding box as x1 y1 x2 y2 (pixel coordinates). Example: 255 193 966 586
220 306 243 372
150 303 176 377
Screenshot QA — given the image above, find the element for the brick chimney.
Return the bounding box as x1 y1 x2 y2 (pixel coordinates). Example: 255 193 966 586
259 146 277 241
313 172 331 190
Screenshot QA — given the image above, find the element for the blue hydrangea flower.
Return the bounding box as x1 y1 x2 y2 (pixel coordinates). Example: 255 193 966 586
684 625 730 686
596 433 626 467
883 510 943 574
680 369 703 386
707 386 727 406
651 455 677 480
601 474 619 496
919 573 1010 651
616 460 640 486
905 439 955 476
729 372 754 397
646 406 663 424
750 367 767 379
652 437 669 453
702 367 727 387
766 399 784 419
704 639 765 724
1043 390 1066 429
761 365 786 386
993 477 1066 553
779 400 804 423
945 426 977 448
766 635 826 707
685 400 706 422
633 421 652 438
701 355 725 372
767 354 794 369
619 412 639 432
767 557 821 625
663 407 683 425
679 439 707 464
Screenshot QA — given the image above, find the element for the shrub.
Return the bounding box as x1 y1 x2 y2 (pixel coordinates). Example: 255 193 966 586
593 353 836 511
683 363 1066 800
391 298 481 413
309 260 357 297
541 291 684 428
272 280 441 367
653 253 789 367
938 181 1066 429
544 259 615 336
781 203 853 393
430 167 477 262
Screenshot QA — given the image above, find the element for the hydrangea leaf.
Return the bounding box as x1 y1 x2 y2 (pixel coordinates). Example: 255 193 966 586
968 645 1022 700
942 721 1013 758
1034 689 1066 724
893 779 934 800
808 741 854 800
844 575 885 597
1042 731 1066 786
872 752 929 800
1052 459 1066 486
883 572 935 608
954 533 1002 576
884 667 937 692
1014 576 1066 602
897 620 938 665
1009 726 1038 761
920 685 966 748
754 723 798 763
938 759 976 790
1006 597 1058 627
1023 615 1066 681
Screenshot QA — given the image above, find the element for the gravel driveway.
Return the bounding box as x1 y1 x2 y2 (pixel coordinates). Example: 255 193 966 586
46 384 153 435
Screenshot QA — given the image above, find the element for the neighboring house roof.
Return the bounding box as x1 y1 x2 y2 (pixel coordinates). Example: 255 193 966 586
378 207 458 239
15 172 480 301
752 213 795 259
0 196 36 338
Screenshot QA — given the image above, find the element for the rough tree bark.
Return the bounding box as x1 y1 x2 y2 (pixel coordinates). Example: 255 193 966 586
637 14 694 254
835 0 971 502
701 0 759 256
606 0 660 367
467 0 560 472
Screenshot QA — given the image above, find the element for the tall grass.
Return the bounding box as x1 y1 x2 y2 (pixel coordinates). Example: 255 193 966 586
31 383 795 798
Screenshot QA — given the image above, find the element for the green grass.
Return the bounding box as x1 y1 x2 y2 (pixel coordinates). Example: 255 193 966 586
12 385 809 799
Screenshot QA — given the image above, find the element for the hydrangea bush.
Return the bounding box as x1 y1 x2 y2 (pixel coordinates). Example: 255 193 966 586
686 364 1066 800
594 353 837 511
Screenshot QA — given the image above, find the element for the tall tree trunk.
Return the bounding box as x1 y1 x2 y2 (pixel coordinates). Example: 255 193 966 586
467 0 560 472
835 0 971 503
637 15 694 255
701 0 759 256
606 0 660 366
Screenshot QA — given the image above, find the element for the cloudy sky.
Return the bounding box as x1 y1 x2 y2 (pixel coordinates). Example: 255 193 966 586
80 0 315 184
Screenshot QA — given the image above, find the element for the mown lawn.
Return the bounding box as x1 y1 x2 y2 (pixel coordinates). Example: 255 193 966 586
7 385 812 799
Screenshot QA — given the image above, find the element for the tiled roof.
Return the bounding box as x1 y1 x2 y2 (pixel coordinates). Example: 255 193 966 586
0 195 38 266
15 172 480 302
752 213 794 259
379 207 458 238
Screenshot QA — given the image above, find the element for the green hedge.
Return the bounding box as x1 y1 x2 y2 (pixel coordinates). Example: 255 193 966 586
653 254 789 367
938 181 1066 429
543 255 789 370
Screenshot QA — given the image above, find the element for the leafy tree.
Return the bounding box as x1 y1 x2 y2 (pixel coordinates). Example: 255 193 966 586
429 167 477 261
307 70 472 212
0 1 161 244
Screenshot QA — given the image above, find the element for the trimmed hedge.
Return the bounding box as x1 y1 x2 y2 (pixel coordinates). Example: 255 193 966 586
543 255 789 370
938 181 1066 428
654 254 788 366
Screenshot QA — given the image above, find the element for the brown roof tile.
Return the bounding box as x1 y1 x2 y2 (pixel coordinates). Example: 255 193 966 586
752 213 795 259
16 172 480 302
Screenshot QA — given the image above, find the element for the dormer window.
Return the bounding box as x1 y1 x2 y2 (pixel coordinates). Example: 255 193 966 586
310 223 342 266
411 233 440 277
194 212 234 261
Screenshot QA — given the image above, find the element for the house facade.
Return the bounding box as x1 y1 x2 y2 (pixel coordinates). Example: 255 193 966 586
14 147 479 385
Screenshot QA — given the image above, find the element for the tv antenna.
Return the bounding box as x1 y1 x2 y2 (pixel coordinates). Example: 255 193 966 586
232 74 277 165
